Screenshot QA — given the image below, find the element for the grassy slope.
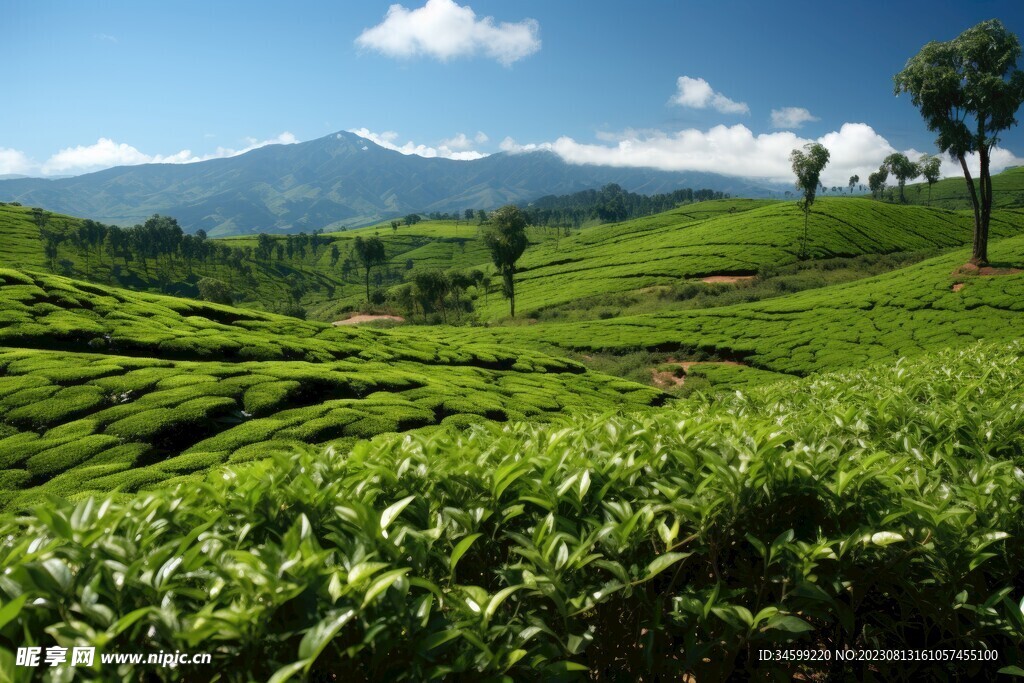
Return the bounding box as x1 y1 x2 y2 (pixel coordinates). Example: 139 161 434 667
471 198 1024 319
0 204 511 319
898 165 1024 210
450 234 1024 377
0 201 765 322
0 268 662 510
10 198 1021 325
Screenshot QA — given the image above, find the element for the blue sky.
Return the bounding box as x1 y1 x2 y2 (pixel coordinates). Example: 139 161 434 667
3 0 1024 185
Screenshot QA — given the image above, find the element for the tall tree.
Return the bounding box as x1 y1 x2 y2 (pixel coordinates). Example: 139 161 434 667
882 153 919 203
789 142 831 258
848 175 860 194
868 167 889 199
918 154 942 205
895 19 1024 265
482 205 528 317
353 236 387 304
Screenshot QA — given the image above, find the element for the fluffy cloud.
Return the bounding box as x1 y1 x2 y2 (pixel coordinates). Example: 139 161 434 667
0 148 35 176
355 0 540 66
350 127 488 160
671 76 749 115
500 123 1023 188
771 107 819 129
441 131 488 150
0 132 298 177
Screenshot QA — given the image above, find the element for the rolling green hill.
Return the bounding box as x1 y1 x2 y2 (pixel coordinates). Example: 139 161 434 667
452 234 1024 377
10 197 1023 327
896 165 1024 210
0 268 662 511
469 197 1024 319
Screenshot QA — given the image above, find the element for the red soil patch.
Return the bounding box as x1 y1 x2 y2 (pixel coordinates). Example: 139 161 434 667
332 314 405 326
701 275 756 284
952 263 1023 277
671 360 746 372
651 370 686 388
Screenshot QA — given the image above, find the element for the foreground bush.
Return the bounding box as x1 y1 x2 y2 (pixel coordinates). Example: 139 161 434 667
1 343 1023 681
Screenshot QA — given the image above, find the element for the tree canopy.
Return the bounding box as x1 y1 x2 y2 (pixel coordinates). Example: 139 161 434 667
882 153 919 203
895 18 1024 264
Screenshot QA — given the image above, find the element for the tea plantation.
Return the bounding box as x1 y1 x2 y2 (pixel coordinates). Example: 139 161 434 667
2 342 1021 680
469 198 1024 319
0 268 662 510
457 234 1024 377
898 165 1024 211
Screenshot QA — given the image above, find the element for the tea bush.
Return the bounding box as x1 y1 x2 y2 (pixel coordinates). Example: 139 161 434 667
0 270 663 509
1 342 1022 681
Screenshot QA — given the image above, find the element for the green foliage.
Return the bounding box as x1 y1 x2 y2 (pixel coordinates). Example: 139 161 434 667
196 277 232 305
1 343 1022 680
0 269 662 508
894 18 1024 264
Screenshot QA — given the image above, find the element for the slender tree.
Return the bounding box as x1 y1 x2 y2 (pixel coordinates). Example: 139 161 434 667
482 206 528 317
353 236 387 304
789 143 831 258
849 175 860 194
918 154 942 205
895 19 1024 265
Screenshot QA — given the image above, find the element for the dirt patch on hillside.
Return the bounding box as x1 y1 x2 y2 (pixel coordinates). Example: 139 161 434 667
701 275 756 284
332 314 405 326
952 283 965 293
952 263 1023 277
652 359 748 388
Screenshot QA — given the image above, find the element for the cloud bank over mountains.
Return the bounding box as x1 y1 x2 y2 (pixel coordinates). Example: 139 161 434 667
2 133 298 177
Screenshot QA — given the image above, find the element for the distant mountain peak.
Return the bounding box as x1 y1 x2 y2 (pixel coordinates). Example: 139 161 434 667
0 134 784 236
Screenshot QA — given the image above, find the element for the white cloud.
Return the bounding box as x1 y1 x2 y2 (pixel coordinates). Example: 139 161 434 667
671 76 749 115
499 136 552 154
771 107 819 129
499 122 1024 187
355 0 540 66
442 131 488 149
0 147 35 175
34 132 298 176
94 33 117 43
350 127 489 160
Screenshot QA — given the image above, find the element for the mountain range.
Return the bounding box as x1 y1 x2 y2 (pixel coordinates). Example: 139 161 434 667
0 131 783 235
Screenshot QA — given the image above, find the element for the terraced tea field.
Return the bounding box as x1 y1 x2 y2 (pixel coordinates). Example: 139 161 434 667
454 234 1024 377
899 165 1024 210
469 198 1024 319
0 268 662 510
3 341 1021 680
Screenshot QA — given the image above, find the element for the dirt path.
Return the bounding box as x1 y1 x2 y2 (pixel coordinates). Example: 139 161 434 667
652 360 747 388
701 275 756 284
332 314 405 326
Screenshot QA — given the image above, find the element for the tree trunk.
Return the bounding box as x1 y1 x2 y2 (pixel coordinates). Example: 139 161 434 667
801 209 809 259
365 267 371 304
979 144 992 266
958 154 986 266
504 268 516 317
